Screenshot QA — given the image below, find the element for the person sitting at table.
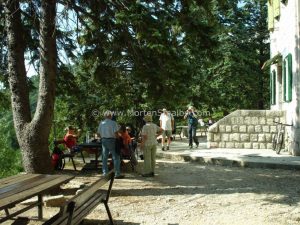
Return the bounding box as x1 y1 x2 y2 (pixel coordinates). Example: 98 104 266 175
126 125 139 156
125 125 134 137
63 126 81 153
120 125 138 166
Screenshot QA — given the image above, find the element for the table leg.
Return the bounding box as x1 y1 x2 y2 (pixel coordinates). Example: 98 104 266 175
4 208 9 216
38 194 43 219
95 151 98 168
180 128 183 140
80 150 86 163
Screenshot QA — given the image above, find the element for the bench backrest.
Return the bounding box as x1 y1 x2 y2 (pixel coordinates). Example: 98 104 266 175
69 171 114 207
43 171 115 225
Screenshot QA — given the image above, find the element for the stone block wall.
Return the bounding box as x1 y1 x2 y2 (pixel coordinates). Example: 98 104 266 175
207 110 285 149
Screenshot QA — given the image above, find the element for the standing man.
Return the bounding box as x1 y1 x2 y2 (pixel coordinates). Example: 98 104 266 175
98 110 124 179
184 106 199 149
159 108 174 151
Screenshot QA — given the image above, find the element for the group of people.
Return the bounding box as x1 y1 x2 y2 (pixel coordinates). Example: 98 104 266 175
97 111 140 179
97 109 172 178
57 106 212 179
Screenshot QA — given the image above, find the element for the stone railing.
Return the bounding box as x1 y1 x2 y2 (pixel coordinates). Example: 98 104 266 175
207 110 285 149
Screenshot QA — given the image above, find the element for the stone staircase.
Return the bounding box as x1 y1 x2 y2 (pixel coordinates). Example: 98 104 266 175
207 110 285 149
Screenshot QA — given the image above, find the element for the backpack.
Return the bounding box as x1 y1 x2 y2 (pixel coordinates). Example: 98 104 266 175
188 114 198 127
51 146 65 170
192 117 198 126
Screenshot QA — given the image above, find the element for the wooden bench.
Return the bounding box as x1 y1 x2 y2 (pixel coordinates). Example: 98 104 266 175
43 171 115 225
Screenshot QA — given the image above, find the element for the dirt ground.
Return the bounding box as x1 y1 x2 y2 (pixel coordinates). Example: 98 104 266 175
3 158 300 225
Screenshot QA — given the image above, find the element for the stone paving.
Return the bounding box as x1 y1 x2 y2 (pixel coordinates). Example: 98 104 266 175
157 136 300 170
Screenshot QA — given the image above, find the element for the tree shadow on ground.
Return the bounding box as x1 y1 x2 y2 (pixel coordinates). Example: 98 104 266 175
11 217 29 225
52 159 300 207
110 160 300 206
82 219 140 225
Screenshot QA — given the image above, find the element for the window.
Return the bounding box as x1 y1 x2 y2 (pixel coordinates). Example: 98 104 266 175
268 0 281 31
268 1 274 31
271 70 276 105
283 54 293 102
273 0 280 19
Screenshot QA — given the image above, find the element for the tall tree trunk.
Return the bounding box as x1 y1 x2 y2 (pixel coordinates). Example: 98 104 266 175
5 0 57 174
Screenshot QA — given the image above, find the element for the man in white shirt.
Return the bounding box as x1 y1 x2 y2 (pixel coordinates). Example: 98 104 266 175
159 108 174 151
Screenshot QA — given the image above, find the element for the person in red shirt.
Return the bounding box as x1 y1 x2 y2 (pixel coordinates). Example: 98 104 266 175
118 125 131 157
118 125 138 168
63 126 81 152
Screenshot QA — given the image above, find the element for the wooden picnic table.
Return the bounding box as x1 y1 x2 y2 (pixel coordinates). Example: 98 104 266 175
0 173 74 223
78 142 102 168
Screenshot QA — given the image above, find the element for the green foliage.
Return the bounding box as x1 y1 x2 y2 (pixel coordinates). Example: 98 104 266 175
189 0 269 113
0 101 23 178
46 0 269 133
0 146 23 178
0 113 23 178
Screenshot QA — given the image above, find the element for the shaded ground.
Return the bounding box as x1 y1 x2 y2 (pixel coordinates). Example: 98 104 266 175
2 158 300 225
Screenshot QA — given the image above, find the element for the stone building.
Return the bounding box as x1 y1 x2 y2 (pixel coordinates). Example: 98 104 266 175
208 0 300 155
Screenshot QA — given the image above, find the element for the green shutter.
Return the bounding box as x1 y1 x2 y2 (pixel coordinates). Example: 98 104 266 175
283 54 293 102
283 58 286 101
273 0 280 19
287 54 292 101
268 0 274 31
271 70 276 105
270 71 272 105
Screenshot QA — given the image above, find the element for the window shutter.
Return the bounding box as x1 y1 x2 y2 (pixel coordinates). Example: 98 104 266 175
287 54 292 101
273 0 280 19
268 0 274 31
283 54 293 102
271 70 276 105
270 72 272 105
283 58 286 101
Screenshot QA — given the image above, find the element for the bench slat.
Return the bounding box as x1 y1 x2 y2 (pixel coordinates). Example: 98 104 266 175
70 192 106 225
0 175 47 197
68 172 113 207
0 174 40 188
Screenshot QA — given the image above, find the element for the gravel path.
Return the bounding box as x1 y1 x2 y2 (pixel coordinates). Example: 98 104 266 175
2 159 300 225
99 160 300 225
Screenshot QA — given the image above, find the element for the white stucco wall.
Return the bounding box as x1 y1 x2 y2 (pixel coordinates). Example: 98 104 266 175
270 0 297 123
269 0 300 155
